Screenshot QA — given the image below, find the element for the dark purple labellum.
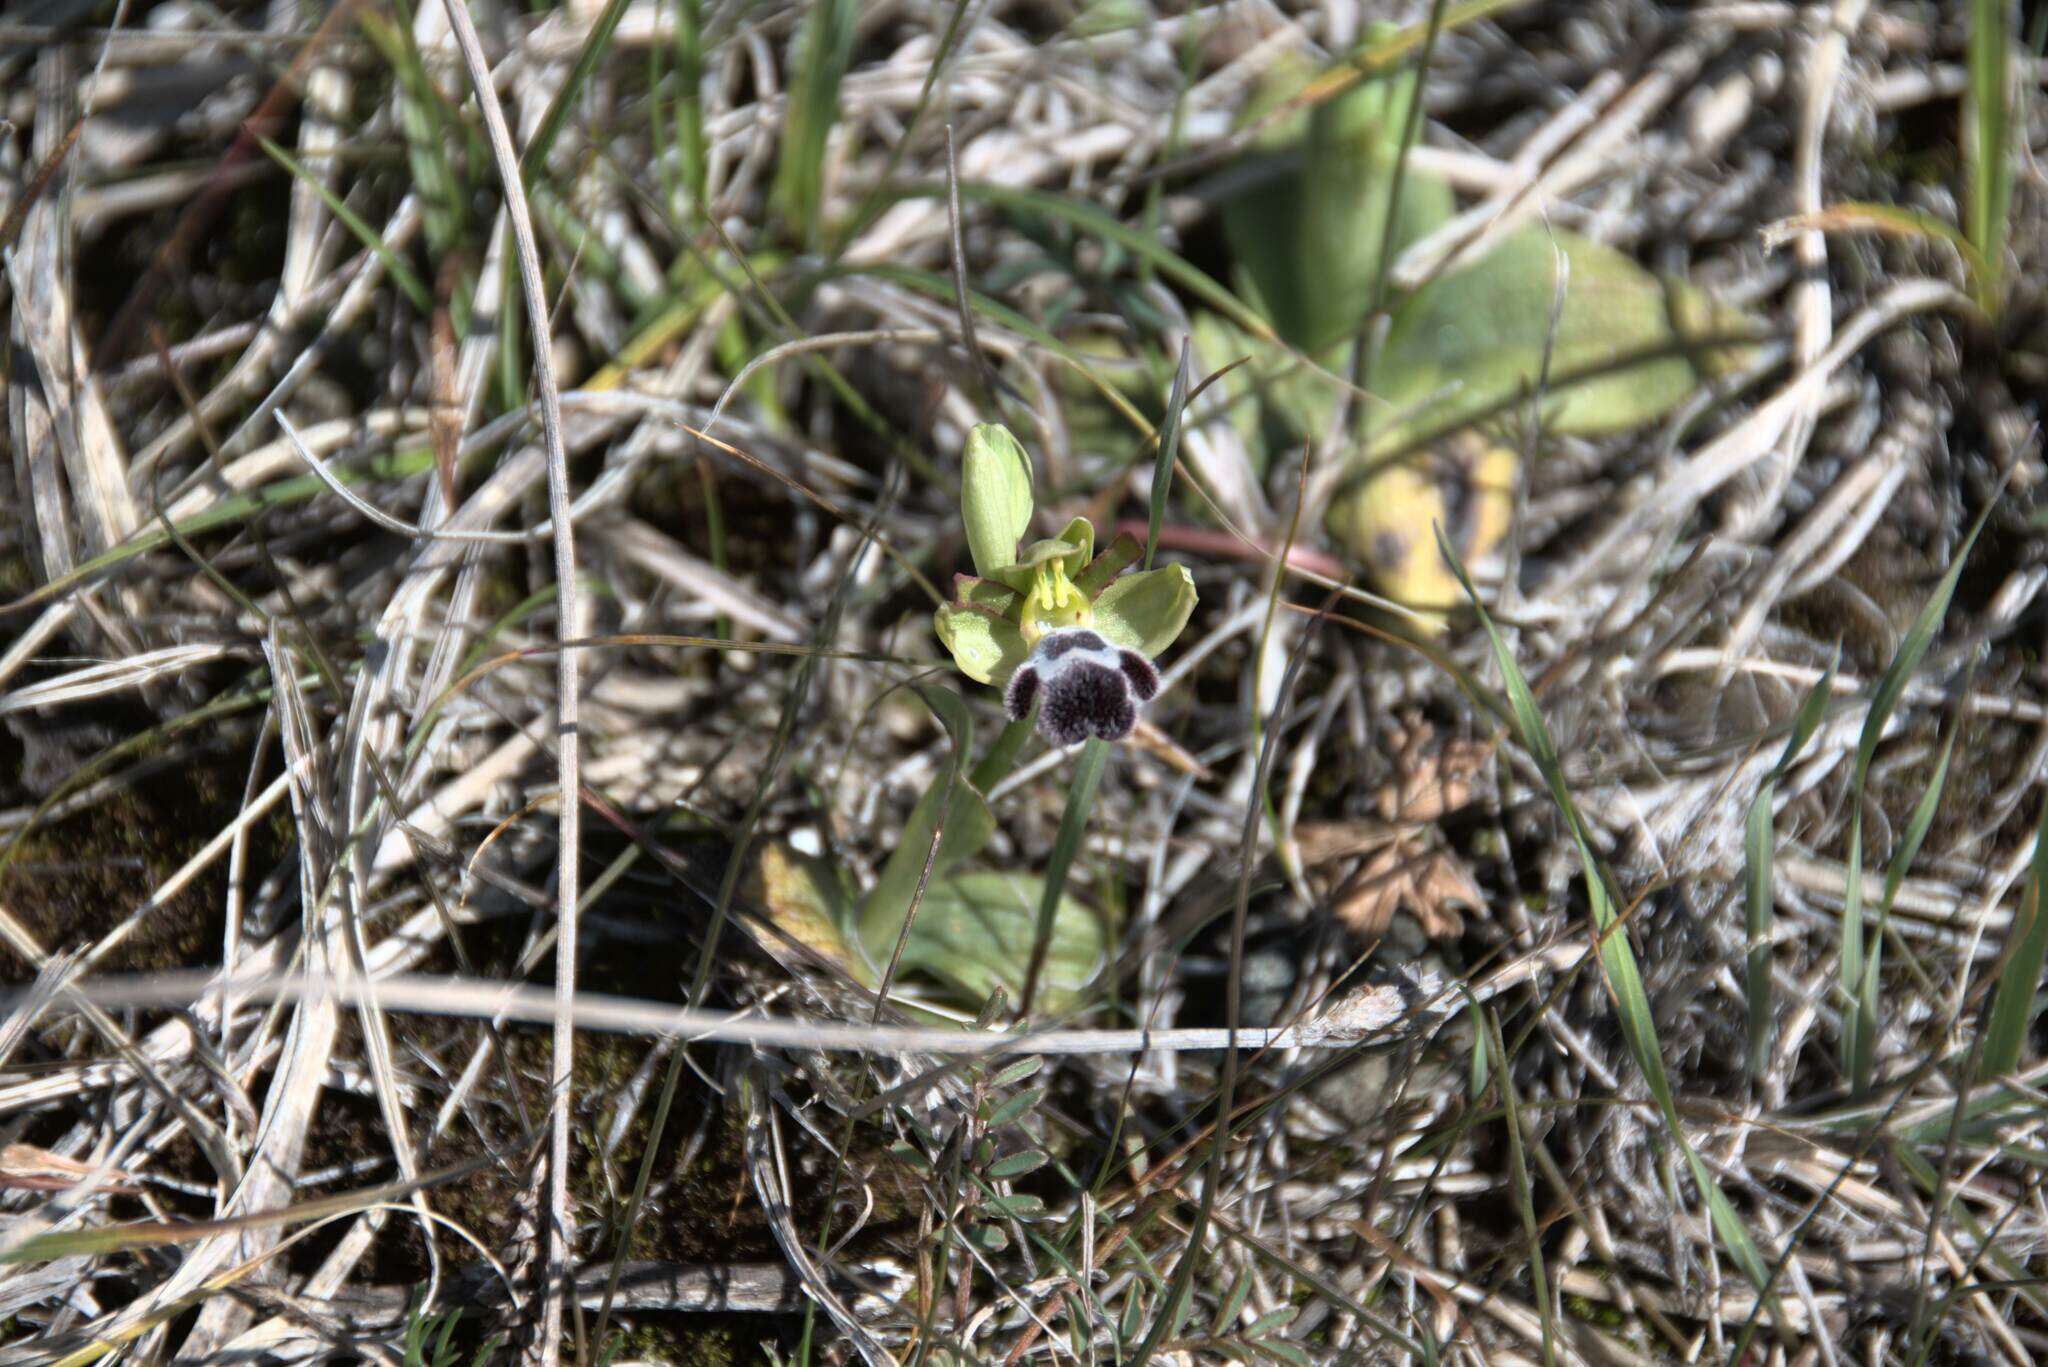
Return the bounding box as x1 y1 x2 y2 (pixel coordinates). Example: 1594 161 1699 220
1004 628 1161 746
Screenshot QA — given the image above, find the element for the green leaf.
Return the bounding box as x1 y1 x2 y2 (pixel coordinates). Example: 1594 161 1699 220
887 1142 931 1174
1211 1267 1253 1336
1984 793 2048 1078
1223 42 1455 352
858 686 993 965
988 1056 1043 1087
986 1149 1049 1180
961 423 1035 578
933 602 1028 685
894 870 1109 1013
981 1193 1046 1220
1245 1307 1300 1338
1363 225 1756 460
1090 565 1197 658
985 1084 1047 1131
1118 1286 1145 1345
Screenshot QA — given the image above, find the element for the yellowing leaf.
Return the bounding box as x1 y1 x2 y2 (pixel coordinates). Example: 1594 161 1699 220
753 843 875 985
1328 430 1516 617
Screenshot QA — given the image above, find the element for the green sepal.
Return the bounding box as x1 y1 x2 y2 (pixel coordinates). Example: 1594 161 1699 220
934 601 1029 684
1049 515 1094 571
954 575 1020 614
962 423 1034 578
1090 564 1197 658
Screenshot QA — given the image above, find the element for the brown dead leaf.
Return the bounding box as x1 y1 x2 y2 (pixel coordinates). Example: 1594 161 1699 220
1296 715 1489 940
1376 714 1489 824
1327 834 1479 940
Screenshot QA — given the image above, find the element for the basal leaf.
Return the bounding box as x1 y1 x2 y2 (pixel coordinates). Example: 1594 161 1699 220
1362 225 1756 459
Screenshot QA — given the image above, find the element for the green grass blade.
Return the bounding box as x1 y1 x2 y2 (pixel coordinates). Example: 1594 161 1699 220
773 0 858 245
2 443 436 615
1853 722 1957 1092
1983 794 2048 1076
1965 0 2014 310
1841 495 1994 1091
1144 342 1191 570
520 0 636 180
1783 203 1992 313
1745 654 1839 1082
1489 1007 1554 1365
672 0 708 218
1018 738 1108 1016
903 180 1274 341
255 135 432 315
1439 527 1772 1291
359 5 470 258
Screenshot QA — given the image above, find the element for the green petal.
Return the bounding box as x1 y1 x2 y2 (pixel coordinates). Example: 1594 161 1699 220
962 423 1034 578
935 602 1029 685
1074 531 1141 597
989 526 1093 595
1090 565 1196 658
1050 516 1093 573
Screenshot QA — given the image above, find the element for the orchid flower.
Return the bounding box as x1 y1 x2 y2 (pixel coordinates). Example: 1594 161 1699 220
933 424 1196 745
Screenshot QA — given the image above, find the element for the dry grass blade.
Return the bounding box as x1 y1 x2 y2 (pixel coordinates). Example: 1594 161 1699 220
1745 653 1838 1083
429 2 582 1358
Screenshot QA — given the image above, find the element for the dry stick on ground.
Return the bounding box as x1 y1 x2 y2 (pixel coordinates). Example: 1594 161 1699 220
430 4 583 1361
